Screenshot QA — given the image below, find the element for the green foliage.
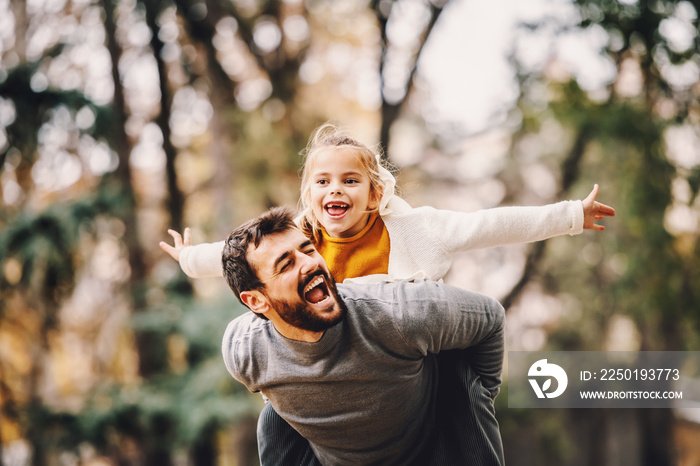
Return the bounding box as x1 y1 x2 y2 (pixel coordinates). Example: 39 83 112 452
499 2 700 462
12 291 260 460
512 37 699 349
2 0 698 463
124 291 258 445
78 362 259 451
496 389 573 464
0 60 116 170
542 86 696 350
0 182 129 313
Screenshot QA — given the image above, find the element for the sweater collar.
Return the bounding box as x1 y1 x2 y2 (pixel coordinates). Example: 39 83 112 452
376 156 396 215
270 308 345 359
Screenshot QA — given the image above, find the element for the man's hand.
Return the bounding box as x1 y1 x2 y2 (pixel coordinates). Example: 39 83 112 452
582 184 615 231
159 228 191 261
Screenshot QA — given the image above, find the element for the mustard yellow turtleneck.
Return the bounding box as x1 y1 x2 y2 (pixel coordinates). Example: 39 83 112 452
315 213 391 283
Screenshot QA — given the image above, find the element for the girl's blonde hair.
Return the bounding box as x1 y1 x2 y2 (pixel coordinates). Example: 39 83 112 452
298 123 392 241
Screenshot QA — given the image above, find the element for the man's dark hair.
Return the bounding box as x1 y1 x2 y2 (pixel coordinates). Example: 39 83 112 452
222 206 298 312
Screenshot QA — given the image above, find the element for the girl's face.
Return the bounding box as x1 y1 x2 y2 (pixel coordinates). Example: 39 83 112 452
308 146 378 238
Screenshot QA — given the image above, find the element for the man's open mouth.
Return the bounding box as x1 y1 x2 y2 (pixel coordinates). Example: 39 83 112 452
324 202 349 218
302 274 330 305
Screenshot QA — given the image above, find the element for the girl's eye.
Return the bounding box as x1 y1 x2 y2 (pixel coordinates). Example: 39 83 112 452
316 179 327 185
345 179 358 184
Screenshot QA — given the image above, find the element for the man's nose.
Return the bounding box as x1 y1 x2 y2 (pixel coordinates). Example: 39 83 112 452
298 251 318 275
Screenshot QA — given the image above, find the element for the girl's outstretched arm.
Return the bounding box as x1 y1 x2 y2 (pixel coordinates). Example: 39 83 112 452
160 229 225 278
159 227 191 261
582 184 615 231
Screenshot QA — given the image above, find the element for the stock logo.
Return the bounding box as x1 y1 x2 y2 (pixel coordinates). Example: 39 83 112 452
528 359 568 399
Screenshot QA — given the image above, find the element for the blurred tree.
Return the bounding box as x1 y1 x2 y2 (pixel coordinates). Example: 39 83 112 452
1 0 459 464
5 0 697 464
143 0 185 233
491 1 700 464
0 0 281 463
372 0 447 159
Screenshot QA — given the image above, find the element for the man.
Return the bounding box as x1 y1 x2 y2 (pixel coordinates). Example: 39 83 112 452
221 206 505 465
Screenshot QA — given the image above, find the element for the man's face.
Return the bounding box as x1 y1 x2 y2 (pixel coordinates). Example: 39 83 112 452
247 228 345 333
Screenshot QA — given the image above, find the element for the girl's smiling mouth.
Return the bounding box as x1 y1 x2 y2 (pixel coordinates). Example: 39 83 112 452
324 202 350 219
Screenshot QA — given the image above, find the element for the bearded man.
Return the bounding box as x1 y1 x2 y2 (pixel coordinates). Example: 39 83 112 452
221 207 505 466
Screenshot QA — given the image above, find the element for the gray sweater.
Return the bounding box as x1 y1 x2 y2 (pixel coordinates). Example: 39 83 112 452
222 279 505 465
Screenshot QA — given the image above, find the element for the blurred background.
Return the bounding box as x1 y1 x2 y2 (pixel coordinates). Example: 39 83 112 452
0 0 699 465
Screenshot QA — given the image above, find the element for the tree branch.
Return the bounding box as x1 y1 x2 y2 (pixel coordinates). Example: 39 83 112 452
143 0 185 233
377 1 446 159
501 123 594 311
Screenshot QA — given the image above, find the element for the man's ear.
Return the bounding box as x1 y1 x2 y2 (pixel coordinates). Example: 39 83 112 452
240 290 270 315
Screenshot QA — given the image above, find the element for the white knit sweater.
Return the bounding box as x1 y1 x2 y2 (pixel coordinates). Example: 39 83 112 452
178 192 584 283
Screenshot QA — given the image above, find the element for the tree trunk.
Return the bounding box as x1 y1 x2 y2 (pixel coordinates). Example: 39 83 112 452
375 1 446 160
103 2 173 464
143 0 185 233
501 123 595 311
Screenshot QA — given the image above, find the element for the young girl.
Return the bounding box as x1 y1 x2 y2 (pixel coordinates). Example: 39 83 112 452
160 123 615 284
162 125 614 464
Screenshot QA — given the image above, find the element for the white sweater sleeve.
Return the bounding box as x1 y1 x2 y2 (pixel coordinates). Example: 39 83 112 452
179 217 304 279
426 200 584 254
384 199 584 281
179 240 226 278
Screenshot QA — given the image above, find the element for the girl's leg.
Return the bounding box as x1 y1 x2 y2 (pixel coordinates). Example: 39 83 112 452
427 349 505 466
257 402 321 466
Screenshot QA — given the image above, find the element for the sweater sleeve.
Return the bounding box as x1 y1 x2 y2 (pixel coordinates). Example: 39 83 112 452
422 200 584 255
220 313 266 392
392 280 505 397
179 240 225 278
180 217 303 279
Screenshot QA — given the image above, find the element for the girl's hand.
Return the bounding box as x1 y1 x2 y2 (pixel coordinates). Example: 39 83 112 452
582 184 615 231
159 227 191 261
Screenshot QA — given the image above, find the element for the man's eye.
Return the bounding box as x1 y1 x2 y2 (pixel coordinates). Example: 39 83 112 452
303 248 316 256
280 260 292 272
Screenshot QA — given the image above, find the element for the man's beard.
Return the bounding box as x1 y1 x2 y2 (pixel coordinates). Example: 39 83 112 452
267 271 346 333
